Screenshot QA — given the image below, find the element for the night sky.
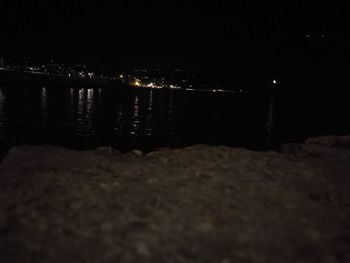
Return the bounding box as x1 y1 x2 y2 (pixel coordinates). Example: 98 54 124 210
1 1 347 68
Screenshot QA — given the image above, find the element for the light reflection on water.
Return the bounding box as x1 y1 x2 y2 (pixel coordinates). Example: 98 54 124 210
0 77 349 156
265 96 275 147
130 95 140 135
114 105 124 137
41 87 48 125
0 89 4 122
0 89 5 145
146 89 154 136
87 88 94 115
0 85 286 153
76 88 95 140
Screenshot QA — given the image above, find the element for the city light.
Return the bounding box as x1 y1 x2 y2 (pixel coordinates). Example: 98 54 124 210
169 85 181 89
0 58 248 94
134 81 141 87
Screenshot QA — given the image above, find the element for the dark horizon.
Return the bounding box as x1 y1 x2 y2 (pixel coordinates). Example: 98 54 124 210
1 1 347 68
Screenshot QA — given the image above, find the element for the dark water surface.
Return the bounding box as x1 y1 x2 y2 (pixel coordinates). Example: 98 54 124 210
0 82 350 156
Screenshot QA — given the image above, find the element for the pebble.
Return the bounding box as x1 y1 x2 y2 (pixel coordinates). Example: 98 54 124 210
135 242 151 257
132 149 143 156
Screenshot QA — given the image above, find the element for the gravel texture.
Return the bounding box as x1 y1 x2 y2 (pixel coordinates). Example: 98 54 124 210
0 136 350 263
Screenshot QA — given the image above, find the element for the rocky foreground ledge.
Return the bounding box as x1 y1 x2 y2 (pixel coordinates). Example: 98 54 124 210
1 136 350 263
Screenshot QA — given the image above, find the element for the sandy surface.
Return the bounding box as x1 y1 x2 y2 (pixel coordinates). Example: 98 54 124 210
0 136 350 262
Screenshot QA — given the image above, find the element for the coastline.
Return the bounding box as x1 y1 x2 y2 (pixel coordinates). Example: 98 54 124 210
0 70 131 91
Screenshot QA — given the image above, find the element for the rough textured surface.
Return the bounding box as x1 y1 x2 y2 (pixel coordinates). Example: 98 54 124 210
0 137 350 263
306 135 350 148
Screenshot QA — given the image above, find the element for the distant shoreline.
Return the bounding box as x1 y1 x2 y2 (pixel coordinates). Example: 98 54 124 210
0 70 249 95
0 70 131 89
